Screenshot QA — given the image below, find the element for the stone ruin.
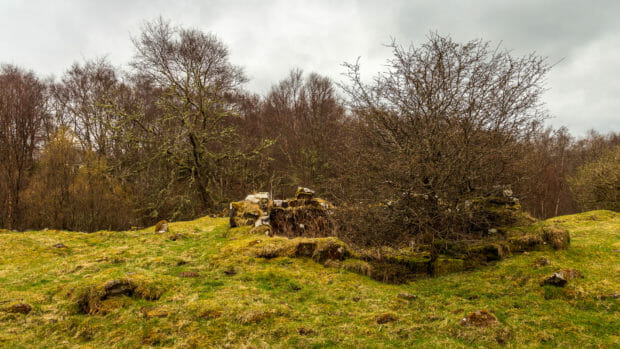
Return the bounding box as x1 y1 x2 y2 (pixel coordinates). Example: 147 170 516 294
228 185 571 284
229 187 336 238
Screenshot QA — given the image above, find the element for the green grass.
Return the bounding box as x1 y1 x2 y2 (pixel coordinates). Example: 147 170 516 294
0 211 618 348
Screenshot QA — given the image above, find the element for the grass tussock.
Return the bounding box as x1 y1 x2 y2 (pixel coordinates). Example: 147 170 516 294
73 276 164 315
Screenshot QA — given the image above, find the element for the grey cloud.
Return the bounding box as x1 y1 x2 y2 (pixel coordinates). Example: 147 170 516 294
0 0 617 135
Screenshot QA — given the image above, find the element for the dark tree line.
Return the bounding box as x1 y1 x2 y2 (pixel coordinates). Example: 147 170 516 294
0 19 617 239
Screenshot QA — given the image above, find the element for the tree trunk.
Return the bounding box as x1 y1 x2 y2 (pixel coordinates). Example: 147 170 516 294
6 186 13 230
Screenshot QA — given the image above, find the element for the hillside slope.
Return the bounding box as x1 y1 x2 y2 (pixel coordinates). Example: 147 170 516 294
0 210 618 348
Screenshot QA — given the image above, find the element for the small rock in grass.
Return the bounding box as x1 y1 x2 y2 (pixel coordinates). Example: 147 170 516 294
3 303 32 314
154 220 168 233
376 313 398 324
397 293 417 300
460 310 498 327
596 293 619 300
53 243 67 249
541 272 567 287
533 256 550 267
558 268 583 280
541 268 583 287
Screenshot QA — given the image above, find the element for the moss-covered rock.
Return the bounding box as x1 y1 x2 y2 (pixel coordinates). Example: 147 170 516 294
295 241 317 257
467 242 507 262
356 250 432 284
250 224 272 236
229 201 263 228
508 233 544 252
154 220 168 233
341 259 373 277
295 187 315 201
248 236 351 263
312 237 350 263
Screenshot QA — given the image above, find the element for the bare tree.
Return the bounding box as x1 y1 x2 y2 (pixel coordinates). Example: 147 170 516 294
341 33 550 246
256 69 348 198
51 58 119 156
0 65 48 229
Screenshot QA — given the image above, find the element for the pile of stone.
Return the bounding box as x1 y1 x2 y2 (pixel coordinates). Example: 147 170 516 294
229 187 336 238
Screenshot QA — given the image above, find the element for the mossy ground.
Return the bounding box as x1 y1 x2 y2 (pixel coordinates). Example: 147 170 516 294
0 211 618 347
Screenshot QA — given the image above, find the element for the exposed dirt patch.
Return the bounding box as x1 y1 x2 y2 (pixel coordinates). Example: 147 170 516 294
1 303 32 314
460 310 498 327
376 312 398 324
178 272 199 278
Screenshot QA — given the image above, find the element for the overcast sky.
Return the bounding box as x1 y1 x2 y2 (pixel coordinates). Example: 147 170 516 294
1 0 618 136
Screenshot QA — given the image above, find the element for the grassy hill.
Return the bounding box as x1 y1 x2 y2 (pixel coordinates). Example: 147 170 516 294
0 210 618 348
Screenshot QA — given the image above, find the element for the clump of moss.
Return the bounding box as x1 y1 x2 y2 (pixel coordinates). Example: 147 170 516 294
341 259 373 277
542 226 570 249
312 237 350 263
248 236 351 263
508 233 544 252
73 276 164 315
432 258 466 276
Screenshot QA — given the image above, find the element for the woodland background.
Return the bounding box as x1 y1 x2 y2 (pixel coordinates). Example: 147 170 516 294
0 19 618 236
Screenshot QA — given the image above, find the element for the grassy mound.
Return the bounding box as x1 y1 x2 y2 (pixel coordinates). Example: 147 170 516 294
0 211 618 347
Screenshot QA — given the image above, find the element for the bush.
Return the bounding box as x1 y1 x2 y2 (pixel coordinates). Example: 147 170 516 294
569 145 620 212
341 33 550 245
22 129 135 232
